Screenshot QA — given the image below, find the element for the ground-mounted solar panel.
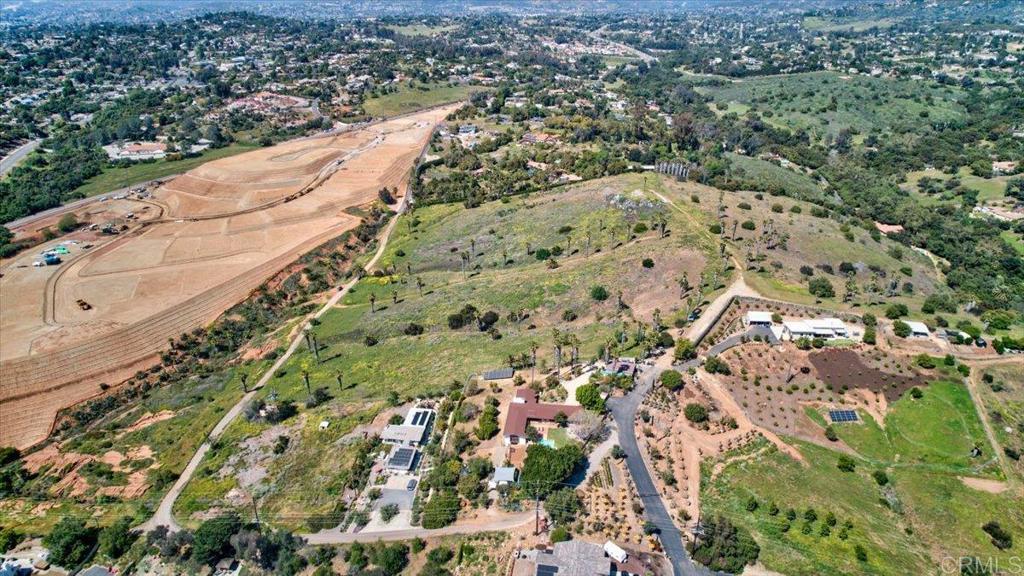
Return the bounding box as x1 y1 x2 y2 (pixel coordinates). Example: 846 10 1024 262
828 409 858 423
483 367 514 380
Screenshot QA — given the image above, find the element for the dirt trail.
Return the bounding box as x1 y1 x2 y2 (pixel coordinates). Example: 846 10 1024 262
142 115 434 533
0 107 454 450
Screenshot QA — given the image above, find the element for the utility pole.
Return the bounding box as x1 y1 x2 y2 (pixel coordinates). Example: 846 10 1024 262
534 494 541 535
252 495 261 531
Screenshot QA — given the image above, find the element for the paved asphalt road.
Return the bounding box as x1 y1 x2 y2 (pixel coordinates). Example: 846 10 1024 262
0 139 41 176
609 368 707 576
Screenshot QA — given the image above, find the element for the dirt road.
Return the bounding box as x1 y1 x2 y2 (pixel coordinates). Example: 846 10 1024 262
301 511 534 544
0 107 453 450
141 124 429 533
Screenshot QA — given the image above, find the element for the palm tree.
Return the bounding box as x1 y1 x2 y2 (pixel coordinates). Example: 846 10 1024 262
529 341 539 383
335 371 343 390
392 289 398 304
416 276 425 295
678 274 691 299
565 333 581 367
300 359 313 401
240 373 249 393
551 328 564 378
369 292 376 313
460 251 470 279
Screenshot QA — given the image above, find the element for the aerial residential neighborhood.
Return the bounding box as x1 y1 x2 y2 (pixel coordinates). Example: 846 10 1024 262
0 1 1023 576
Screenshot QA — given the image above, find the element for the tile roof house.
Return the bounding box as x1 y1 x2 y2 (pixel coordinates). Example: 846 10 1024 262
503 388 581 446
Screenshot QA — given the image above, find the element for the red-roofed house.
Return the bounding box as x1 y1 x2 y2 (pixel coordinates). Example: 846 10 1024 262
502 388 581 446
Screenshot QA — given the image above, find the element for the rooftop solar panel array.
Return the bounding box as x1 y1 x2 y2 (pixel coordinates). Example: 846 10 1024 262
410 410 430 426
829 409 858 423
483 367 514 380
536 565 559 576
388 447 416 469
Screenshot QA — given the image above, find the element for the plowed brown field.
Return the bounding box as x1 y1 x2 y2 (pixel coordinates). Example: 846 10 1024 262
0 106 456 449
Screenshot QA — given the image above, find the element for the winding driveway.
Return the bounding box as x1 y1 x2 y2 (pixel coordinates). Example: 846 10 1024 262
609 365 706 576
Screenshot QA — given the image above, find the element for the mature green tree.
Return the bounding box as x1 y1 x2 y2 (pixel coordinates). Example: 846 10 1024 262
545 488 581 525
575 383 605 411
690 515 760 573
98 516 136 559
660 370 684 391
43 517 97 568
674 338 696 361
192 512 241 566
520 444 584 498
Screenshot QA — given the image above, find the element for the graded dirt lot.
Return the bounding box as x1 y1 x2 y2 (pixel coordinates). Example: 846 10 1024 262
0 106 456 449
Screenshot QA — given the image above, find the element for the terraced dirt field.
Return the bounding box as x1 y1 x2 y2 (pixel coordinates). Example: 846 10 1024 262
0 105 457 449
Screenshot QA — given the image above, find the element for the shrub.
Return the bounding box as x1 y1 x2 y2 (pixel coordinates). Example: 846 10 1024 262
704 355 731 375
674 338 696 361
837 455 856 472
854 544 868 562
808 277 834 298
982 521 1013 550
641 258 654 268
660 370 684 391
550 526 570 543
886 304 909 319
590 285 609 301
690 516 760 573
380 503 400 523
872 470 889 486
824 426 838 442
684 403 708 423
709 223 722 234
741 220 756 231
57 213 79 233
893 321 911 338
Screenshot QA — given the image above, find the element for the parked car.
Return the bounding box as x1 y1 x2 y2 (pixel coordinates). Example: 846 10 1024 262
975 338 987 348
406 479 418 491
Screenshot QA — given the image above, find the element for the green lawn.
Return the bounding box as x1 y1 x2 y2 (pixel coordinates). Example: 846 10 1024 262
704 384 1023 576
69 142 259 198
831 380 996 476
363 84 485 117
